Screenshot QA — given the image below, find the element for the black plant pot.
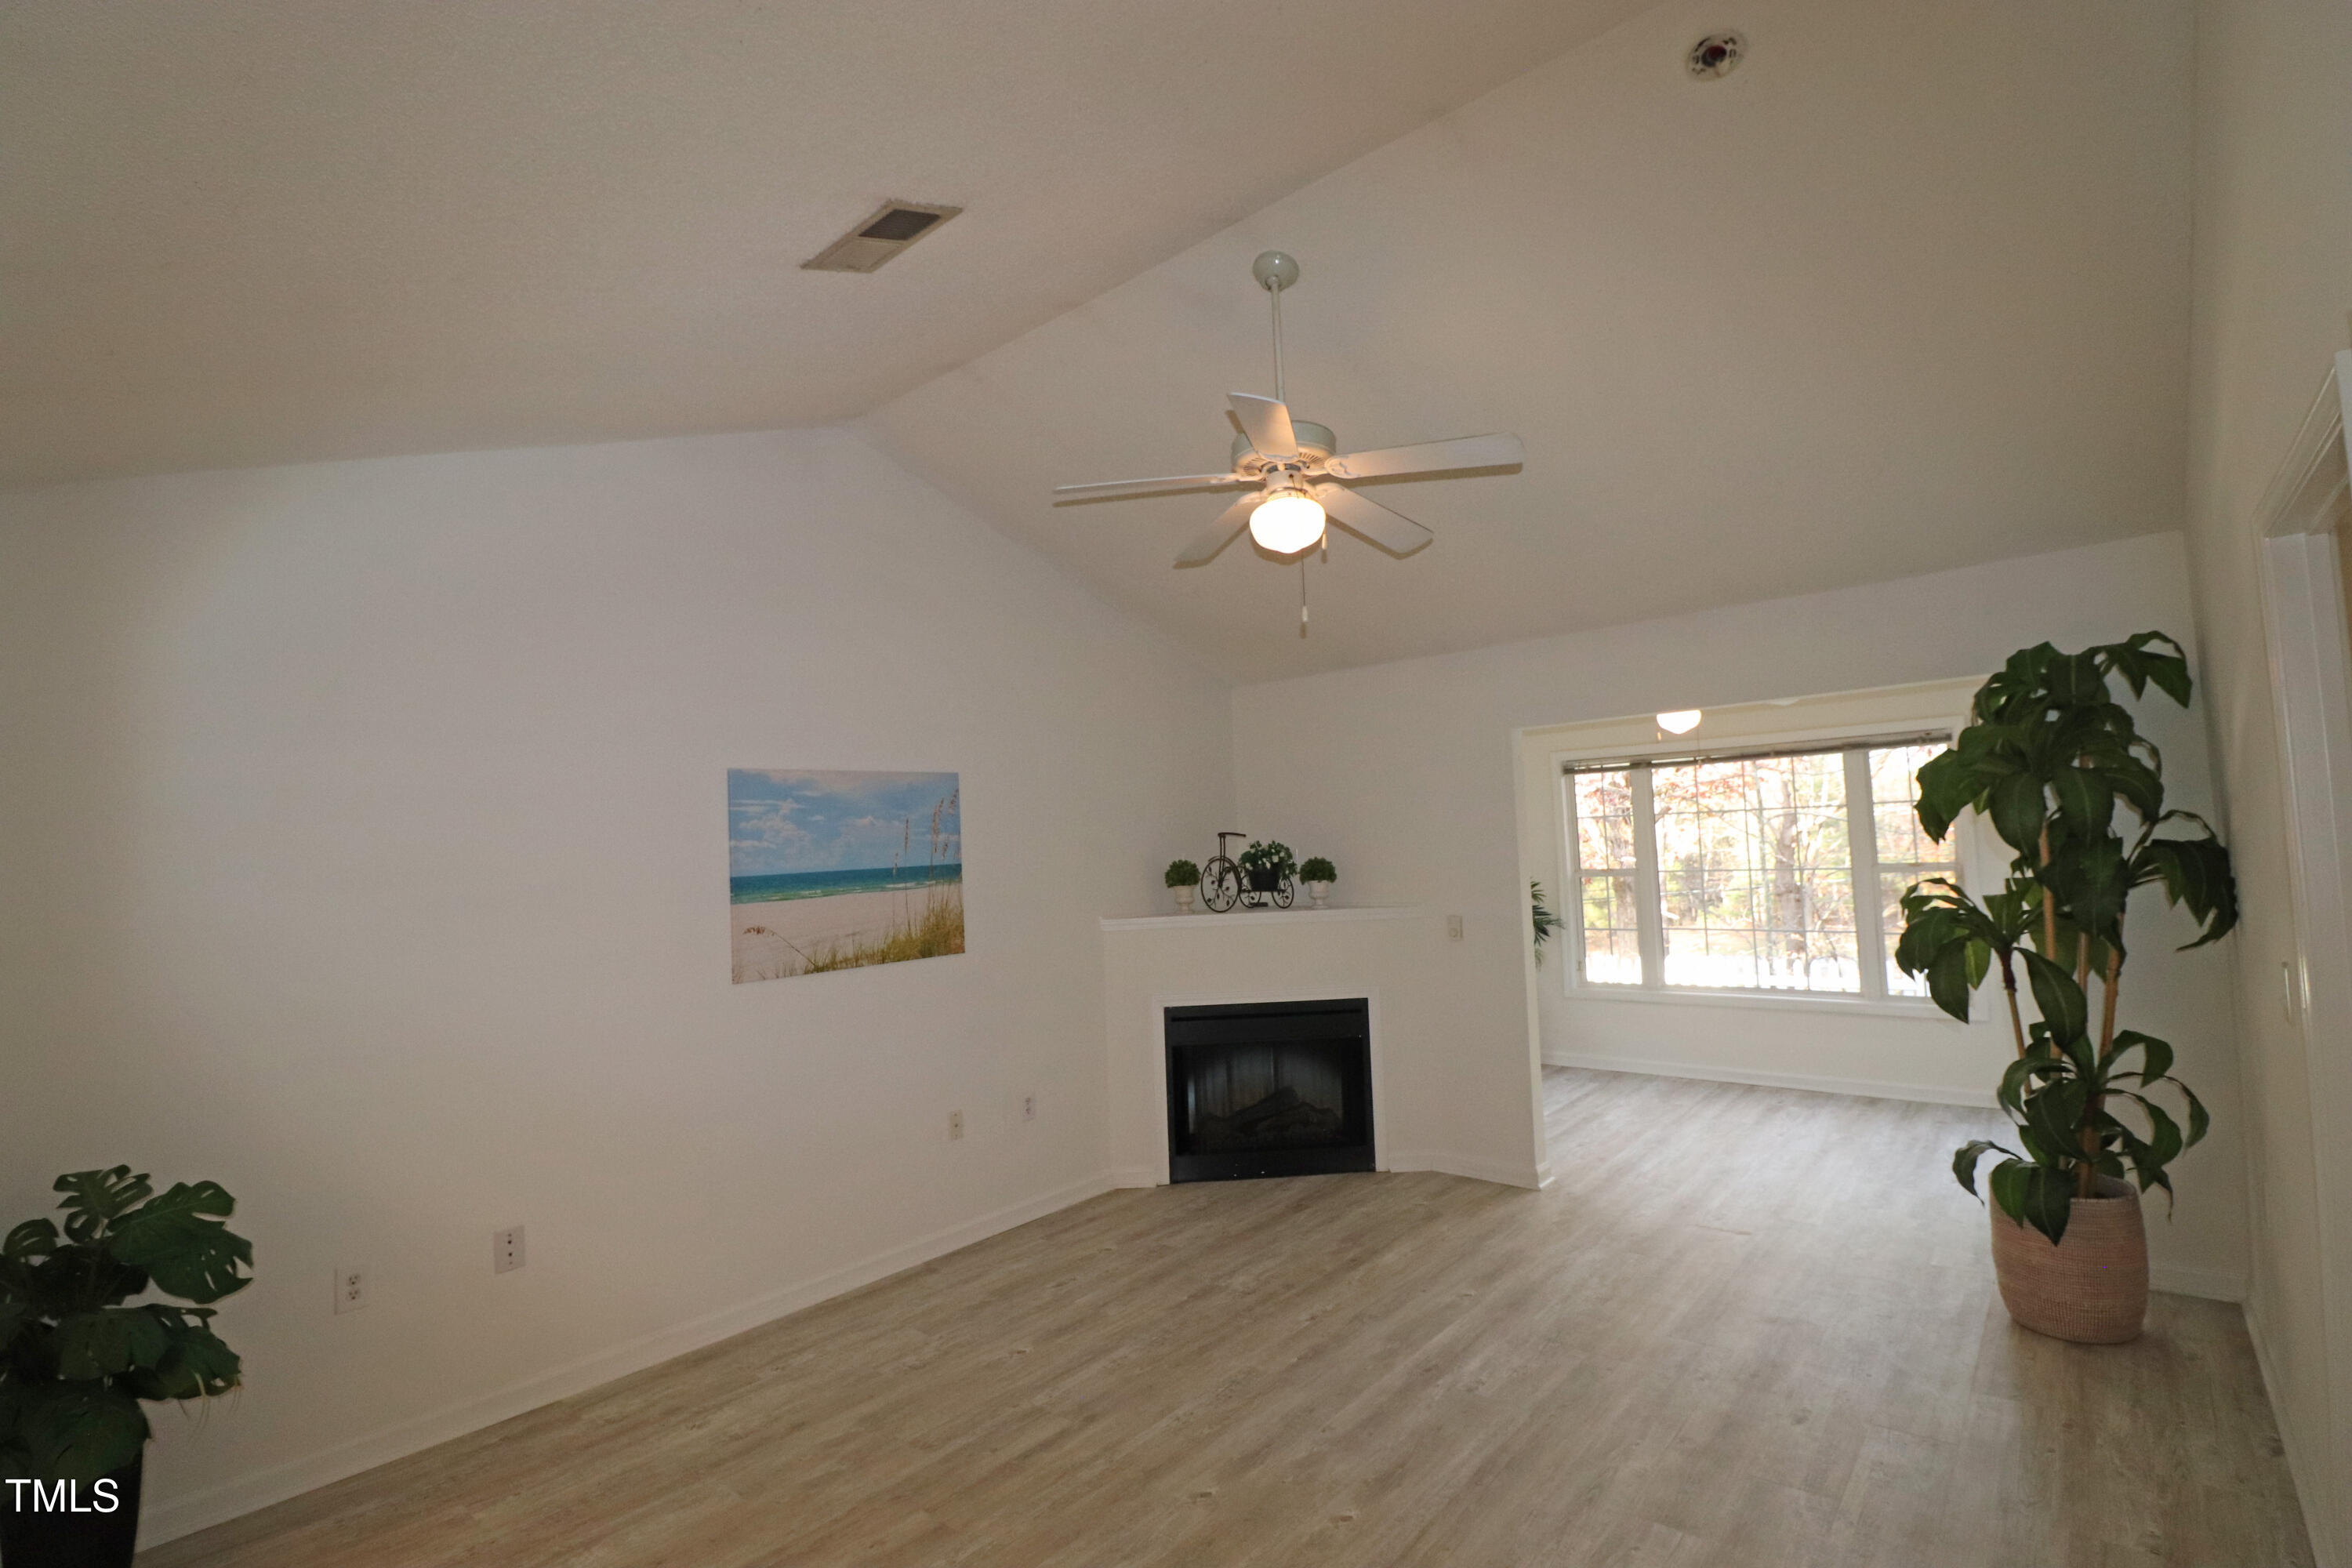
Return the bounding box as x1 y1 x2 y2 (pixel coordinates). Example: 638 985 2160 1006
1 1454 142 1568
1245 868 1285 893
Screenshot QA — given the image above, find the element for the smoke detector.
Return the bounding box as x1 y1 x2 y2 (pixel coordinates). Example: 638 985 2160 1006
1687 32 1745 79
801 200 963 274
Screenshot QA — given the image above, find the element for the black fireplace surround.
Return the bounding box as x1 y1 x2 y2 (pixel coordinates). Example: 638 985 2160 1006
1164 998 1374 1182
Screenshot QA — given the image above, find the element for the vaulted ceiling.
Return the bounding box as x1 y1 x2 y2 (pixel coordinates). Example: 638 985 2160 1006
0 0 1653 488
869 0 2195 678
5 0 2195 682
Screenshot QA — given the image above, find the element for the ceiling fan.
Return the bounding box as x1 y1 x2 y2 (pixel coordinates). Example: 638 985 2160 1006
1051 251 1524 574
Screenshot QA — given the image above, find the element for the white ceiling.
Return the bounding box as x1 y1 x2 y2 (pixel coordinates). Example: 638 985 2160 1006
0 0 1654 488
869 0 2196 679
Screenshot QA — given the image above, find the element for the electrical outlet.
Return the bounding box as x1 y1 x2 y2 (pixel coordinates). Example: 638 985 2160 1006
949 1109 965 1141
1447 914 1465 942
493 1225 526 1275
333 1264 368 1314
1022 1094 1036 1123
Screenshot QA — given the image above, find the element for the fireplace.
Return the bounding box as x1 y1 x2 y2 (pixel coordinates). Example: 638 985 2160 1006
1164 999 1374 1182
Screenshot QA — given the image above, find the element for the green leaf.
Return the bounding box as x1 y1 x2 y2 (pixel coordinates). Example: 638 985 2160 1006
2049 652 2110 706
2052 767 2115 838
2180 1081 2210 1148
2017 1163 2077 1246
1951 1140 2010 1199
2106 632 2193 706
52 1168 151 1245
2024 1076 2090 1157
118 1310 242 1402
1996 1056 2039 1117
1926 942 1976 1023
9 1383 150 1483
2137 1098 2184 1167
2042 838 2131 946
2136 834 2241 948
1915 750 1977 841
2016 1119 2074 1170
2020 949 2088 1044
2096 753 2165 822
1987 1157 2032 1223
107 1181 252 1305
53 1307 173 1380
2111 1029 2172 1084
3 1218 59 1260
1989 772 2049 856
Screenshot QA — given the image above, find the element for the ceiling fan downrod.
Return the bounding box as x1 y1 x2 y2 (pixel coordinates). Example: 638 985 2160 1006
1253 250 1300 405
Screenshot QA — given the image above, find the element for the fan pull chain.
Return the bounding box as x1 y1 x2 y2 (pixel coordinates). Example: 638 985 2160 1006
1300 559 1309 638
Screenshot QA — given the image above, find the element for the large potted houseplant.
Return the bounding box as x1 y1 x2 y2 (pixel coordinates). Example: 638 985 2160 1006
1895 634 2236 1343
2 1168 252 1567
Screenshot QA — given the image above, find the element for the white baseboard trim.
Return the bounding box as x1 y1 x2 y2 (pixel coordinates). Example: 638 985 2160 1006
136 1171 1116 1551
2245 1298 2343 1568
1385 1149 1545 1190
2147 1262 2246 1304
1543 1051 1997 1108
1105 1164 1162 1189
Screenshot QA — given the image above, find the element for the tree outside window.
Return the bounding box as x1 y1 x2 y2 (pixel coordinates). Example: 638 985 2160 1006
1564 737 1956 1003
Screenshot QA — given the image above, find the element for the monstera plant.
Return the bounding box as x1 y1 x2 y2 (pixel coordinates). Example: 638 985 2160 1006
1 1168 251 1491
1893 634 2236 1341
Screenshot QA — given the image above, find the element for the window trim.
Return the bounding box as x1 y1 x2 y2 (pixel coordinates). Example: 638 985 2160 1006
1555 724 1964 1008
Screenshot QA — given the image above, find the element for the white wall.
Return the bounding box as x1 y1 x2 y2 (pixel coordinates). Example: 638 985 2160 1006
2185 0 2352 1557
0 426 1233 1544
1232 532 2247 1298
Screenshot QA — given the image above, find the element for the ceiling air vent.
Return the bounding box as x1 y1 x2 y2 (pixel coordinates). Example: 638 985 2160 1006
800 200 963 274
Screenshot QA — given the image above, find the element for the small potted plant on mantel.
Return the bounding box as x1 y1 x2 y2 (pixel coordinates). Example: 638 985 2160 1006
1236 840 1298 908
1298 858 1337 909
2 1167 254 1568
1164 858 1200 914
1894 633 2236 1345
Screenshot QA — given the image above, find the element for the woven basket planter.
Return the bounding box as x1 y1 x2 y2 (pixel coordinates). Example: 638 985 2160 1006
1989 1176 2148 1344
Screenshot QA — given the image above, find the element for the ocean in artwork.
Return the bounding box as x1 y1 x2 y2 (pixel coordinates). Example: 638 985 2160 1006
728 770 964 983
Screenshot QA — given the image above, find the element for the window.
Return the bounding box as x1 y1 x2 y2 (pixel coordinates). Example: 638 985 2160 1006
1563 736 1956 1004
1571 769 1642 985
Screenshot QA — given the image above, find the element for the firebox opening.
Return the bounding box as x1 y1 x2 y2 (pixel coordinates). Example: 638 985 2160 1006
1165 999 1374 1183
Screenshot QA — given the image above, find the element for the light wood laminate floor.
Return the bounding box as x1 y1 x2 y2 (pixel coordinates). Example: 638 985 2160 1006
145 1069 2313 1567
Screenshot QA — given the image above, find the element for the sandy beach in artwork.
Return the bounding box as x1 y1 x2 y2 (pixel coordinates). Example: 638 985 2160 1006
731 883 964 982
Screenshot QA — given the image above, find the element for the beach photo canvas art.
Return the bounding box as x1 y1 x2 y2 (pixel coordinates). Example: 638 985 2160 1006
729 770 964 983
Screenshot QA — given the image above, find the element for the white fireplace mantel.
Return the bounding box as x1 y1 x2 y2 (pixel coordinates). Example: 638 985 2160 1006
1099 905 1429 932
1098 904 1546 1192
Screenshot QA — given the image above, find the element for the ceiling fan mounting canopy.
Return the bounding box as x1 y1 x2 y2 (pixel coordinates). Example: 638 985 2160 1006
1251 249 1301 292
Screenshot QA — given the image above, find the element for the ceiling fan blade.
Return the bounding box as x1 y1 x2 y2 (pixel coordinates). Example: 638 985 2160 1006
1323 433 1523 481
1316 484 1435 557
1174 496 1256 568
1053 472 1247 502
1229 393 1300 460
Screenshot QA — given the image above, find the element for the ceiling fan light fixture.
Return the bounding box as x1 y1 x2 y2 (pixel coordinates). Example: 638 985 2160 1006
1656 710 1703 735
1249 489 1326 554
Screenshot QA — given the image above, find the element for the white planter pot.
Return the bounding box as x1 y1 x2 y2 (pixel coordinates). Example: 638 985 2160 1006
1304 880 1331 909
1171 885 1196 914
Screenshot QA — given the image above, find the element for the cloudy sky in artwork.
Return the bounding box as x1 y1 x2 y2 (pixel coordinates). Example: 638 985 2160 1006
728 770 961 877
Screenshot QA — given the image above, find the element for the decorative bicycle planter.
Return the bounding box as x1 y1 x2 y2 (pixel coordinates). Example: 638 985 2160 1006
1200 833 1297 911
